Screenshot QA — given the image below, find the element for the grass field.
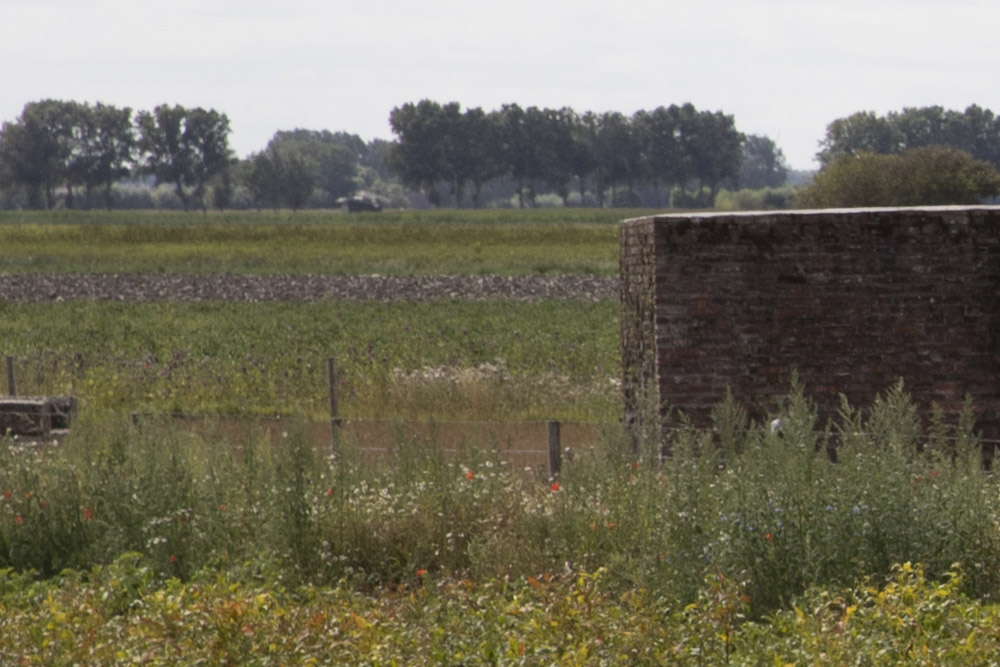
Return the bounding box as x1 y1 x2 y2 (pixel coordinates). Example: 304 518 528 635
0 299 620 422
3 209 1000 663
0 209 634 275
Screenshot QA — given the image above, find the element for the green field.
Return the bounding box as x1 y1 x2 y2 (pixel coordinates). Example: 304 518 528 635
3 210 1000 663
0 300 620 422
0 209 635 275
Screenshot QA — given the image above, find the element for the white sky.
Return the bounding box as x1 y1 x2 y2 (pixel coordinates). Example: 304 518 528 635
3 0 998 170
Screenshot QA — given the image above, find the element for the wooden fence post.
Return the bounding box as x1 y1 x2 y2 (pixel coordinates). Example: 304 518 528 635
5 356 15 396
328 357 342 456
547 420 561 479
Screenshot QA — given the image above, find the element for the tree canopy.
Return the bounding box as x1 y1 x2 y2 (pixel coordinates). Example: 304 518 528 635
797 145 1000 208
0 100 231 210
387 100 747 208
817 105 1000 170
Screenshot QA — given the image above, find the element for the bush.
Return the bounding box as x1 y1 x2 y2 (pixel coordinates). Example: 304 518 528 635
797 145 1000 208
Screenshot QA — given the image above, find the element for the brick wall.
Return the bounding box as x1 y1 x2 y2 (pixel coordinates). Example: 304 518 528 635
619 206 1000 446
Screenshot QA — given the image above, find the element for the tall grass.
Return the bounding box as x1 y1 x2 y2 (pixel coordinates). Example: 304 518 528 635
1 380 996 618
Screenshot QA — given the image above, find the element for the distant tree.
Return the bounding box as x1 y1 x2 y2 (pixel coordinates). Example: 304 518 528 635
268 129 359 204
80 103 136 209
497 103 531 207
634 105 687 205
815 105 1000 170
593 111 643 207
797 145 1000 208
136 104 231 211
245 149 284 210
955 104 1000 168
463 108 506 207
211 160 235 211
569 111 599 203
388 100 450 206
279 146 318 211
683 108 744 198
360 138 394 182
739 134 788 189
817 111 905 166
0 100 80 209
532 107 577 206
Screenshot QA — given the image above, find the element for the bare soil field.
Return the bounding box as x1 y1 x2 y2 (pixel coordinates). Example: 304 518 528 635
0 273 619 303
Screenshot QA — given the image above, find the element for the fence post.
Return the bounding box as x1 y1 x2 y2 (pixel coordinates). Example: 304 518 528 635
547 420 561 479
5 356 15 396
328 357 342 456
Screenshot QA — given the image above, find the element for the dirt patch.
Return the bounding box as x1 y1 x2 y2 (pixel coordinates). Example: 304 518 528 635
0 273 619 303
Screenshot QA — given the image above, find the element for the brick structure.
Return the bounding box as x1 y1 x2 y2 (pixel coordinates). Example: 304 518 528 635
619 206 1000 453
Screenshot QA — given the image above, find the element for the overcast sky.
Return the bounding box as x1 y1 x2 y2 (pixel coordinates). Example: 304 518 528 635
3 0 999 170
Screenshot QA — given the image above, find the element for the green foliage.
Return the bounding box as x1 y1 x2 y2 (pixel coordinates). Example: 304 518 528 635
818 104 1000 170
135 104 232 211
797 145 1000 208
1 383 1000 662
739 133 789 188
387 99 748 208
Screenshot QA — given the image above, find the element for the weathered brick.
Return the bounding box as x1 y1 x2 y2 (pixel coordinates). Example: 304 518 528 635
620 206 1000 443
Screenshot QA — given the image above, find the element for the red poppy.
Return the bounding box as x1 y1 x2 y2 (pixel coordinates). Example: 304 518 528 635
82 508 94 521
416 568 428 577
466 470 475 480
550 482 560 492
170 554 178 563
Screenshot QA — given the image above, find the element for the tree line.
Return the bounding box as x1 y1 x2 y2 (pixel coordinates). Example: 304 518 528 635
387 100 788 208
0 100 231 211
800 105 1000 207
0 100 390 212
5 98 1000 212
0 98 790 211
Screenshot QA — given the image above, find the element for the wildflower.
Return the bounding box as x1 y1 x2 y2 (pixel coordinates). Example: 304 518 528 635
15 516 23 525
466 470 475 480
170 554 178 563
929 468 939 479
2 490 10 499
82 508 94 521
218 504 227 512
549 482 560 492
765 532 773 542
325 487 334 496
24 492 31 500
416 568 428 577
